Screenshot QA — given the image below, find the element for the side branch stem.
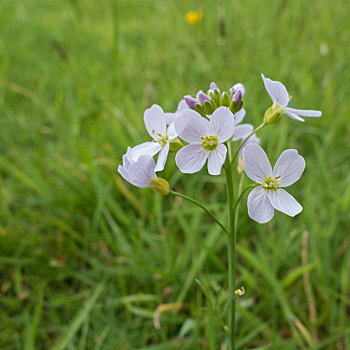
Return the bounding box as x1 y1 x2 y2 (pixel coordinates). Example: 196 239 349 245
169 190 228 235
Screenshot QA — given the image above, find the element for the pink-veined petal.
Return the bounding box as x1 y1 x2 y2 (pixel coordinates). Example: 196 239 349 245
130 141 162 161
234 108 246 125
209 107 235 142
261 74 289 107
144 104 167 140
166 123 177 140
174 109 209 143
128 155 156 188
207 144 227 175
175 144 208 174
155 143 169 172
247 186 275 224
273 149 305 187
232 124 254 141
268 189 302 217
242 144 272 184
284 107 322 117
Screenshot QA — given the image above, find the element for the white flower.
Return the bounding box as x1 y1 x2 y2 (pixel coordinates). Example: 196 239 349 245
164 99 188 125
262 74 322 122
242 144 305 223
174 106 235 175
118 151 158 188
130 104 177 172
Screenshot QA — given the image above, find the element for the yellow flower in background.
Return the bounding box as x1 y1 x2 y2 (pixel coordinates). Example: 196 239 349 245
186 10 202 25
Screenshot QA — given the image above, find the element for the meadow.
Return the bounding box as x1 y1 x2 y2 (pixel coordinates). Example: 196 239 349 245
0 0 350 349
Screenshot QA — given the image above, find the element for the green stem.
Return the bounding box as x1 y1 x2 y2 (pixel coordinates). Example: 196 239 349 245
231 122 266 168
225 142 236 350
169 190 228 235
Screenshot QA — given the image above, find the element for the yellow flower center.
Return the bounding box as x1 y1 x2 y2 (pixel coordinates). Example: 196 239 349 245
152 130 168 147
262 176 281 191
200 135 218 151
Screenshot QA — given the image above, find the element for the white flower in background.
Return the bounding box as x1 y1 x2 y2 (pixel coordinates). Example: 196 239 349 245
262 74 322 122
174 106 235 175
242 144 305 223
164 99 188 125
118 152 169 194
130 105 177 172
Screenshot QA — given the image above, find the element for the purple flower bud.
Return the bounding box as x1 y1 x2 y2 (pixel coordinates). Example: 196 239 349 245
209 82 219 91
198 91 211 105
230 83 245 96
184 95 199 110
233 90 242 105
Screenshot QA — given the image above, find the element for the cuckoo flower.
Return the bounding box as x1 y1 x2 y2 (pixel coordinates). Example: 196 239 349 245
174 106 234 175
262 74 322 123
165 99 188 125
130 105 177 172
243 144 305 223
118 151 169 194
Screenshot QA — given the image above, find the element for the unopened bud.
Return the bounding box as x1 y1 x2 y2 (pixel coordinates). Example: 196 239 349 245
149 177 170 195
169 138 184 152
210 82 219 91
263 105 282 124
198 91 211 105
220 92 230 107
184 95 199 110
233 90 242 105
204 100 214 114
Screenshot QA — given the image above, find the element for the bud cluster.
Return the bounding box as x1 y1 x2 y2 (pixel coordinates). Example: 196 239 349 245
184 82 244 117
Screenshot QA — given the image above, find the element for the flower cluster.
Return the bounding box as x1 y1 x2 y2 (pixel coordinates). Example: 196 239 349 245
118 74 321 223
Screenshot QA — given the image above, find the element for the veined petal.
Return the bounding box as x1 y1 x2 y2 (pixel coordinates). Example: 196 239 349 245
247 187 274 224
234 108 246 125
284 107 322 117
144 105 167 140
174 109 209 143
165 113 176 125
242 144 272 184
261 74 289 107
177 99 188 113
175 144 208 174
232 124 254 141
209 107 235 142
207 144 227 175
130 141 162 161
166 123 177 140
155 143 169 172
128 155 156 188
273 149 305 187
118 165 130 182
268 189 302 217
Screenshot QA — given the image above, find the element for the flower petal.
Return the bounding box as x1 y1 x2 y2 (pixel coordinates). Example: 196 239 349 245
232 83 245 97
209 106 235 142
234 108 246 125
232 124 254 141
247 187 275 224
128 155 156 188
273 149 305 187
268 189 302 217
174 109 209 143
242 144 272 184
284 111 305 122
177 99 188 113
165 113 176 125
130 141 162 161
166 123 177 140
155 143 169 172
207 144 227 175
175 144 208 173
261 74 289 107
144 104 166 140
118 165 130 182
284 107 322 117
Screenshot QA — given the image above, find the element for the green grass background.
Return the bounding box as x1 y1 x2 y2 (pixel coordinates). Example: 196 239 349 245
1 0 349 349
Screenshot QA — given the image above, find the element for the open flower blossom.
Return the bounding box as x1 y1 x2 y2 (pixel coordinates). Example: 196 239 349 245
174 106 234 175
130 105 177 172
243 144 305 223
262 74 322 122
118 151 169 194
